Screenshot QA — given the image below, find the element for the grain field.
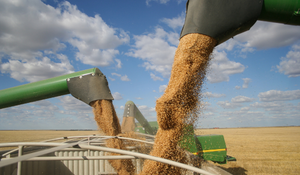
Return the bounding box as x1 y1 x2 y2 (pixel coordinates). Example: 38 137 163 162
195 126 300 175
0 127 299 174
0 130 97 143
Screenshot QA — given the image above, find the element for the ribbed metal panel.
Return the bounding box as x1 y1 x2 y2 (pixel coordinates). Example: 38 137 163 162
68 151 74 174
73 151 79 174
0 162 16 175
0 149 142 175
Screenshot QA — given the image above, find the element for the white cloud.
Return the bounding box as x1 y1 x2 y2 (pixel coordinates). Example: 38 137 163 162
251 101 295 112
59 96 91 112
115 59 122 69
221 110 265 119
277 44 300 77
161 13 185 30
0 54 74 82
120 75 130 81
231 96 255 103
202 112 215 117
202 102 218 113
138 105 155 112
146 0 185 5
159 84 167 92
137 105 156 120
111 73 121 77
71 42 119 67
31 100 59 111
112 92 123 100
203 92 226 98
241 107 250 111
111 73 130 81
270 110 300 119
214 21 300 60
150 73 164 81
207 50 245 83
234 21 300 50
126 27 178 77
0 0 128 82
0 102 58 122
258 90 300 102
217 101 242 109
242 78 251 89
146 0 169 5
60 2 129 66
216 39 239 52
235 86 241 90
215 107 269 122
1 98 95 130
108 77 115 81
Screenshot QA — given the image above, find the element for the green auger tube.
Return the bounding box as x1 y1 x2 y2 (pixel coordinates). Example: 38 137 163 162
180 0 300 45
259 0 300 25
0 68 114 109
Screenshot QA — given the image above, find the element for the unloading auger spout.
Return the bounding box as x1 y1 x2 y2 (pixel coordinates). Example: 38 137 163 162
0 68 114 109
180 0 300 45
121 101 156 135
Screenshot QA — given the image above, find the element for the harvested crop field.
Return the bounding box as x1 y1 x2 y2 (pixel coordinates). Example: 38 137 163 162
0 130 97 143
195 126 300 175
0 127 299 174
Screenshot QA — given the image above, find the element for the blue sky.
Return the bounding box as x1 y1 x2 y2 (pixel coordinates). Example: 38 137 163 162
0 0 299 130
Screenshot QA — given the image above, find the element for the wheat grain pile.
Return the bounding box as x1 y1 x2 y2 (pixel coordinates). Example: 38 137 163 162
140 33 216 175
91 100 135 175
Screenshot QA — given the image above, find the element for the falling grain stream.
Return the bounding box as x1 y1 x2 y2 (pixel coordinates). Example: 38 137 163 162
141 34 216 175
91 100 135 175
92 33 216 175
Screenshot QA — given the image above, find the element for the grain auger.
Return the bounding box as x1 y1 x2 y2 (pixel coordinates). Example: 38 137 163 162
0 68 114 109
181 0 300 45
121 101 157 135
121 100 236 165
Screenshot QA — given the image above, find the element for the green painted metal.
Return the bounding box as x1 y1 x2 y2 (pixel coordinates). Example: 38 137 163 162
178 125 199 154
148 121 159 128
0 68 97 109
258 0 300 25
178 126 232 164
133 118 234 164
196 135 227 164
135 121 158 135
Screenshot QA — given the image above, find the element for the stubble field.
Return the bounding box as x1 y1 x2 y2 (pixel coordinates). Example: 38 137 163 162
195 126 300 175
0 130 97 143
0 127 299 175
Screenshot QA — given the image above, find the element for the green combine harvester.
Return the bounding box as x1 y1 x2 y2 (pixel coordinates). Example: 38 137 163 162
0 0 299 174
122 101 236 165
0 68 234 175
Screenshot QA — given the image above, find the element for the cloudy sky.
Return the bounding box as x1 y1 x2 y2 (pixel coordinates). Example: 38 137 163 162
0 0 299 130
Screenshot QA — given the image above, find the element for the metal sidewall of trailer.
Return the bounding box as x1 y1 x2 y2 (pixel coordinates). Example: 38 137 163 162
0 149 142 175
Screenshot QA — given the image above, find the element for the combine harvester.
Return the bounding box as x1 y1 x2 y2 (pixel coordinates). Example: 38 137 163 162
0 0 299 174
122 101 236 165
0 68 226 175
